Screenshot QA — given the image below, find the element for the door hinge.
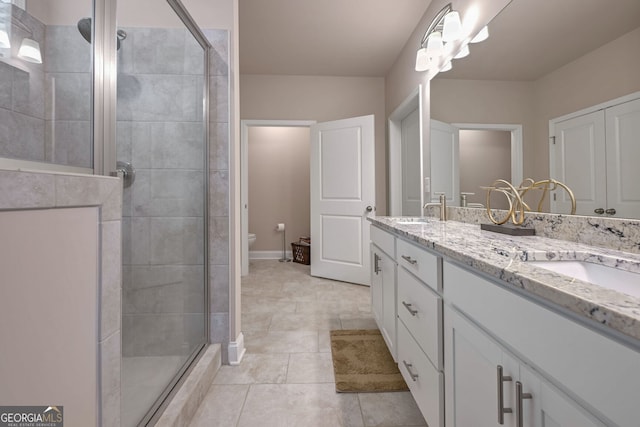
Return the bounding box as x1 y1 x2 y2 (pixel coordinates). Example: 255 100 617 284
550 136 556 145
553 193 557 201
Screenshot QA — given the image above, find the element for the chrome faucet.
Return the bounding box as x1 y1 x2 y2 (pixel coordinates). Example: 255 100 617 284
424 193 447 221
461 192 484 208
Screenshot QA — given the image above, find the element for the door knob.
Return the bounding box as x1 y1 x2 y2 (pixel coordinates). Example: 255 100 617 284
605 208 616 215
594 208 604 215
366 206 373 212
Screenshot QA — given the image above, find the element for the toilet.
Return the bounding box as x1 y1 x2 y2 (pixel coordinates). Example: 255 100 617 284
248 233 256 248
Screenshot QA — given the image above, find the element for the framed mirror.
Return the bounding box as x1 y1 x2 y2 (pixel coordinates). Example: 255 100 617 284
429 0 640 218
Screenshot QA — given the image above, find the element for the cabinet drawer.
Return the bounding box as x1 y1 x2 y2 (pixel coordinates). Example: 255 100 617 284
396 238 440 291
398 321 444 427
397 267 442 370
371 225 395 258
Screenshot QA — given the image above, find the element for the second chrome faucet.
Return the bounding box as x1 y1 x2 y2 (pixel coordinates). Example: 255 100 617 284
424 193 447 221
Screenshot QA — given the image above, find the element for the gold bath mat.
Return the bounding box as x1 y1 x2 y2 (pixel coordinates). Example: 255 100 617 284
330 329 409 393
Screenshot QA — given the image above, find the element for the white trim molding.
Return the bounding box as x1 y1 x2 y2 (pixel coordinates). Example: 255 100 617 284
228 333 246 365
388 85 423 216
249 250 293 260
240 119 316 276
451 123 524 186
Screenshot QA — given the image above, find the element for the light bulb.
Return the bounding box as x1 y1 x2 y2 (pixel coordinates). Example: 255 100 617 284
426 31 443 57
470 26 489 43
454 44 470 59
0 28 10 49
442 11 462 43
415 47 430 72
18 38 42 63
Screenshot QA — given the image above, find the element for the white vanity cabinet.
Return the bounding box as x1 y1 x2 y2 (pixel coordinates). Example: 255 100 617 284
370 225 444 426
396 238 444 427
444 261 639 427
370 226 397 359
445 306 606 427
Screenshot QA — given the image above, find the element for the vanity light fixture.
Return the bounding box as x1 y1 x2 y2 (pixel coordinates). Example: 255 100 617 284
470 25 489 43
442 11 462 42
18 37 41 63
415 47 431 72
426 31 444 56
453 44 470 59
415 3 452 71
0 28 9 49
415 3 489 73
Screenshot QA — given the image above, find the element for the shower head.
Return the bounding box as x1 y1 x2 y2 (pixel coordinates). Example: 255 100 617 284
77 17 127 50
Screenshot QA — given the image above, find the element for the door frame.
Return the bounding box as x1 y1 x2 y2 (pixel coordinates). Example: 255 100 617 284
388 85 424 216
452 123 524 187
240 119 316 276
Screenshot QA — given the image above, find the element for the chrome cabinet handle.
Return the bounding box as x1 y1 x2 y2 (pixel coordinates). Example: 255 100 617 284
497 365 513 424
366 205 373 212
402 360 419 381
373 254 381 274
402 301 418 316
401 255 417 265
594 208 605 214
515 381 532 427
605 208 616 215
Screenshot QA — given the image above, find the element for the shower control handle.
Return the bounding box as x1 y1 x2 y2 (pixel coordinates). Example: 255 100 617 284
115 161 136 188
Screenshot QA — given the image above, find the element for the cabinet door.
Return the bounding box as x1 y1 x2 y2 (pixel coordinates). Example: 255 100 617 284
605 97 640 219
370 244 384 329
518 364 606 427
444 306 506 427
380 250 397 360
371 244 397 360
551 111 606 216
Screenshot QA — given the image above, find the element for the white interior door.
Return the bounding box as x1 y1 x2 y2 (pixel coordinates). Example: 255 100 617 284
401 108 422 216
605 98 640 219
551 111 606 216
430 119 459 206
310 115 375 285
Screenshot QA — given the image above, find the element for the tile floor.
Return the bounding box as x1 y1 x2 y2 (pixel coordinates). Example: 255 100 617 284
189 260 427 427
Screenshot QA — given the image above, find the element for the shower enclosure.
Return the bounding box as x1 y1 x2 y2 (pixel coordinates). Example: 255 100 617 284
115 2 210 426
0 1 215 425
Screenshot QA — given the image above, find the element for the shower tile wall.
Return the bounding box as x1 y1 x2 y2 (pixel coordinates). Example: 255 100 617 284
0 5 92 168
118 28 230 358
0 6 46 162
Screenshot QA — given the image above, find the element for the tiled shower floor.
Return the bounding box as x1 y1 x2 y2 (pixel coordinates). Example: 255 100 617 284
188 260 427 427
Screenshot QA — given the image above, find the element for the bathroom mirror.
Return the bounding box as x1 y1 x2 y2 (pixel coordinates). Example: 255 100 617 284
429 0 640 219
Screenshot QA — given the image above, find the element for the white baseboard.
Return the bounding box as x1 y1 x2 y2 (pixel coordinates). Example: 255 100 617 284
249 250 293 260
228 333 246 365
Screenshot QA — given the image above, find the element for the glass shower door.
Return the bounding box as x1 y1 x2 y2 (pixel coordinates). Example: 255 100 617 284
116 2 208 425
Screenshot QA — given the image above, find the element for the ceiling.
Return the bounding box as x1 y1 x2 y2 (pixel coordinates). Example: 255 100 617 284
438 0 640 81
238 0 433 77
239 0 640 81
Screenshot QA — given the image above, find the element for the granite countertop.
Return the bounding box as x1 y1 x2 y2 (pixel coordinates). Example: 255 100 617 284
369 216 640 343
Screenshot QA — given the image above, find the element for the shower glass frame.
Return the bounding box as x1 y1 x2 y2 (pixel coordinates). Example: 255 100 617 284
110 0 211 425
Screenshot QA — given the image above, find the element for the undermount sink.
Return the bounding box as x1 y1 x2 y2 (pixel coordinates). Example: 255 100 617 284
396 218 429 225
528 260 640 298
